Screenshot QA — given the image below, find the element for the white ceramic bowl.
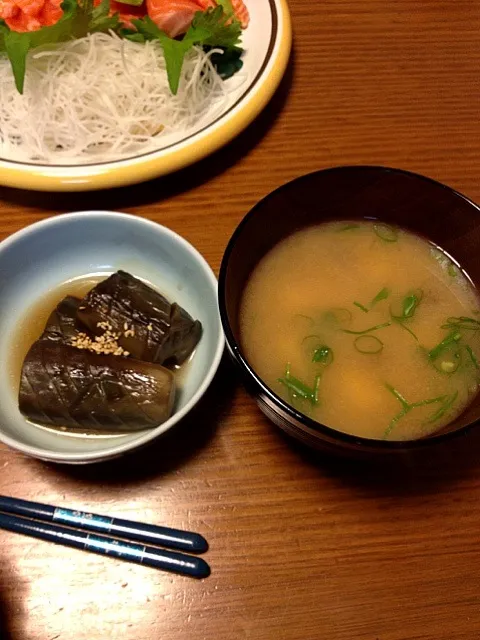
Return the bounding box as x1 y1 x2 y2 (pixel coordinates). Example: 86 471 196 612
0 211 224 464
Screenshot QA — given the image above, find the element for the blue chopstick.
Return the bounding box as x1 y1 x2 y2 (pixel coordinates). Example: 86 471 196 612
0 495 207 553
0 512 210 579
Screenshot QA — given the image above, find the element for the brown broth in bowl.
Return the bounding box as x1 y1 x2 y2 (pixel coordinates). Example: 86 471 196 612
239 221 480 441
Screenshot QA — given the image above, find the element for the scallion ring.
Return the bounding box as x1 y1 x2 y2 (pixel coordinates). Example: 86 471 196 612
354 335 384 354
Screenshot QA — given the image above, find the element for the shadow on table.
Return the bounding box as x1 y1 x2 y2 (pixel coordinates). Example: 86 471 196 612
46 353 239 486
0 48 296 212
0 559 19 640
269 417 480 498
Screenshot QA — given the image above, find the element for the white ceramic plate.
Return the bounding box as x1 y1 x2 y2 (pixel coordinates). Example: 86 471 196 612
0 0 292 192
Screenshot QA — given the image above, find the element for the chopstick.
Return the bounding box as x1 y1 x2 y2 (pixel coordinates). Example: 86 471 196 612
0 495 207 552
0 511 210 578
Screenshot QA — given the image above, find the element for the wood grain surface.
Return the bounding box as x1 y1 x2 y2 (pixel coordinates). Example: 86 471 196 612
1 1 480 639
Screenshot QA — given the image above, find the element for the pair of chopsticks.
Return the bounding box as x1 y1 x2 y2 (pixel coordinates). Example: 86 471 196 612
0 495 210 579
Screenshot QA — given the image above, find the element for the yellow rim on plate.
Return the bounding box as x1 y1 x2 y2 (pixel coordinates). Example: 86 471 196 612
0 0 292 192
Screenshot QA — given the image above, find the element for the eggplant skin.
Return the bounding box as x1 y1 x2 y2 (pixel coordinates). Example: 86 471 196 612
40 296 82 344
19 341 176 431
77 271 202 366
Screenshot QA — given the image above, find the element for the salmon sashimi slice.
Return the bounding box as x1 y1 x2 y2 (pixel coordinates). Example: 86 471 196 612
38 0 62 26
14 0 43 16
107 0 147 28
230 0 248 28
146 0 211 39
146 0 249 38
1 0 62 31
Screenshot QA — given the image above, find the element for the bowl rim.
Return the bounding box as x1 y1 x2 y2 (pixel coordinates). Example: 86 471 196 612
0 0 292 192
218 164 480 451
0 210 225 463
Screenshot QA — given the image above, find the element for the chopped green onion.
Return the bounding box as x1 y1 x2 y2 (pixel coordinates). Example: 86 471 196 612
447 262 457 277
342 321 391 335
465 345 479 370
313 375 321 403
353 288 390 314
410 395 448 409
390 290 423 321
384 410 408 438
353 301 369 313
294 313 315 325
397 322 418 342
302 335 333 365
441 316 480 331
278 375 312 400
428 331 462 360
354 335 384 354
373 223 398 242
383 384 449 438
278 363 320 405
385 383 410 411
336 223 360 232
312 345 334 365
426 391 459 423
370 287 390 307
278 376 314 401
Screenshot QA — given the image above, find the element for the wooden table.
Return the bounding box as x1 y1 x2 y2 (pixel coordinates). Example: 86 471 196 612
1 1 480 638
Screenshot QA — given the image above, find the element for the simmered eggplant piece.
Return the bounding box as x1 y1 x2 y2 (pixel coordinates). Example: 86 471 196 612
19 341 175 431
77 271 202 365
40 296 82 344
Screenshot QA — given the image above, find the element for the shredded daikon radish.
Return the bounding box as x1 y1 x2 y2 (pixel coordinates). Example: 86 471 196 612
0 31 229 164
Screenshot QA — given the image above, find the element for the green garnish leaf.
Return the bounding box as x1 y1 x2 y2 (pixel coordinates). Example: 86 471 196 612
342 321 391 335
190 4 241 48
354 335 384 354
373 223 398 242
1 30 30 93
0 0 117 93
132 5 242 94
131 17 186 94
216 0 235 17
89 0 120 31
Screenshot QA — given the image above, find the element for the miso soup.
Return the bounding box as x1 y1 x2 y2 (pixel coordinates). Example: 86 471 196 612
240 221 480 441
